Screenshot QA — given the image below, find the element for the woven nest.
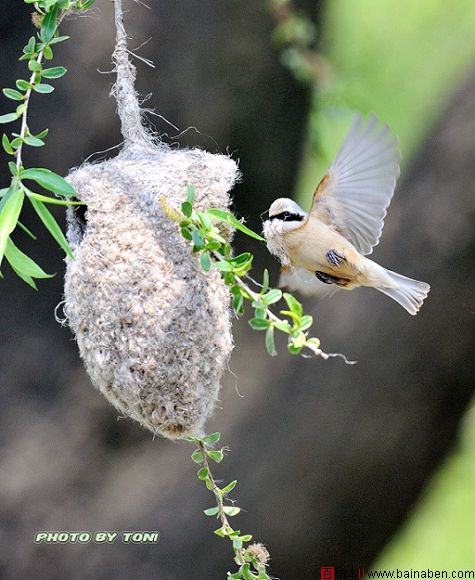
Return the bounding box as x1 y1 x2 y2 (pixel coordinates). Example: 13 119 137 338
63 142 239 439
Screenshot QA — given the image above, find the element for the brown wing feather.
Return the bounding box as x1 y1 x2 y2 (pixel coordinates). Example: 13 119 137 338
308 113 400 255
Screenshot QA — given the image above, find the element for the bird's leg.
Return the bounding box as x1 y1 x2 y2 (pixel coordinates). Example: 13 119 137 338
326 249 346 266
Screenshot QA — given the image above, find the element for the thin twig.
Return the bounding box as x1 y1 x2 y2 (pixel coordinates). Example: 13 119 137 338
211 250 355 364
198 441 245 566
16 12 67 170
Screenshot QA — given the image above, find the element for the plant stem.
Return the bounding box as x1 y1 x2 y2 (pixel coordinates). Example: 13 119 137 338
16 50 43 171
15 10 67 172
198 441 245 566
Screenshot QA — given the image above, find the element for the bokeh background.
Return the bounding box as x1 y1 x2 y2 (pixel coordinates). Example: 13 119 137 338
0 0 474 578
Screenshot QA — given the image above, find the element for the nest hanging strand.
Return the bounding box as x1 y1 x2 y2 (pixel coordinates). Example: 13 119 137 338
112 0 153 146
63 0 238 438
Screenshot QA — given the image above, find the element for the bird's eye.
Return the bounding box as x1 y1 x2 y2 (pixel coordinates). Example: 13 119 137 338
282 212 290 220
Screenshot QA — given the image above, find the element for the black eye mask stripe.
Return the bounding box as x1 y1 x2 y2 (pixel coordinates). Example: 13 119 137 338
269 212 305 222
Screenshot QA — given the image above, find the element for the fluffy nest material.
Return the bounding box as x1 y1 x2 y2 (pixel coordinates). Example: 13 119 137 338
63 142 239 439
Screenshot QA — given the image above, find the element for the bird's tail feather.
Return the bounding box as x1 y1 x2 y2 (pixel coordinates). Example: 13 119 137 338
377 269 430 315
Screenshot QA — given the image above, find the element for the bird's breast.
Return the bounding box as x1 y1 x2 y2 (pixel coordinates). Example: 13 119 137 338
283 218 363 278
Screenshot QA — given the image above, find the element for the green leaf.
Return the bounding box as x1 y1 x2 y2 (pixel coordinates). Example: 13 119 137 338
48 35 70 45
298 314 313 331
283 292 303 317
16 80 31 91
43 45 53 60
36 128 49 139
207 449 224 463
205 477 215 490
23 135 45 147
2 134 14 155
197 467 209 480
215 259 234 272
3 88 24 101
265 326 277 356
241 564 254 580
249 318 271 330
17 221 37 240
262 269 270 293
221 480 237 495
0 112 20 124
207 208 265 241
254 307 267 319
27 191 83 206
5 238 54 279
41 6 59 43
291 331 306 349
240 534 253 542
198 211 213 231
8 162 19 176
42 67 66 80
21 168 76 196
186 184 196 204
214 527 227 538
191 229 204 251
191 449 203 464
273 320 292 334
29 197 74 258
33 83 55 94
16 103 27 116
9 264 37 290
203 432 221 444
203 506 219 517
233 538 243 551
232 293 244 315
28 60 41 72
200 251 211 272
181 201 192 218
262 288 282 305
180 225 192 241
0 188 24 266
223 506 241 516
26 36 36 54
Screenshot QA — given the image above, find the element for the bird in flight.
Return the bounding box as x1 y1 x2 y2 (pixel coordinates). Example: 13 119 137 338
262 114 430 315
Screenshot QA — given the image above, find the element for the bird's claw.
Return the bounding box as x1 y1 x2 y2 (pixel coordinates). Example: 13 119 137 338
326 249 346 266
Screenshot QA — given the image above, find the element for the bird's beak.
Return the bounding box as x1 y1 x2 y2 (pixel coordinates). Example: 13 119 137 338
260 209 269 220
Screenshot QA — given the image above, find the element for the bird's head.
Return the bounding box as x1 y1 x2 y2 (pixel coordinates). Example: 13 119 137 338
262 198 307 265
263 198 307 234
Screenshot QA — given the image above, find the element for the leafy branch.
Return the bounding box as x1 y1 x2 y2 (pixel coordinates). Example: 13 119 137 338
164 186 352 362
268 0 330 85
186 432 271 580
0 0 94 288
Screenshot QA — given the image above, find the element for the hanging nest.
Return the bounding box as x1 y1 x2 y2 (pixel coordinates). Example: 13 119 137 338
62 1 239 439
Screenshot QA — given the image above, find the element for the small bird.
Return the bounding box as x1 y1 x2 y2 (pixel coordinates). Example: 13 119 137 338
262 114 430 315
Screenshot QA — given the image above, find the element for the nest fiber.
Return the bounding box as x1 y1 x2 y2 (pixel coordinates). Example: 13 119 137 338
63 143 238 439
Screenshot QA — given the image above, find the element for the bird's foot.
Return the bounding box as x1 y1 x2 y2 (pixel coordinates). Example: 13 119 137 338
315 271 341 285
315 270 351 287
326 249 346 266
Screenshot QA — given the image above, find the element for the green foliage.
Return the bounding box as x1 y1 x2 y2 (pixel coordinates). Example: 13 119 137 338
175 186 347 361
0 0 94 287
186 432 271 579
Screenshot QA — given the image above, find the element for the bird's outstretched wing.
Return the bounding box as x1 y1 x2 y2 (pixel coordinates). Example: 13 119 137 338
310 114 400 255
279 267 340 299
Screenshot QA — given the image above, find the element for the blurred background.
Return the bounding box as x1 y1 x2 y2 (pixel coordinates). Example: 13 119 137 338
0 0 474 578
